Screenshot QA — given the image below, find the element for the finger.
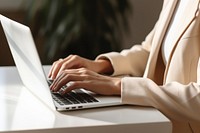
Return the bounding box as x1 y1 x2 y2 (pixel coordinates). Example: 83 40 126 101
48 59 62 78
59 81 76 94
49 59 65 79
51 75 82 93
51 73 88 92
50 72 68 91
61 80 107 95
64 55 84 69
54 55 84 79
48 62 56 78
51 68 96 92
56 57 79 77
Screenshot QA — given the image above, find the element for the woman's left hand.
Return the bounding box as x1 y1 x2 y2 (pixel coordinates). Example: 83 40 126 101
50 68 121 96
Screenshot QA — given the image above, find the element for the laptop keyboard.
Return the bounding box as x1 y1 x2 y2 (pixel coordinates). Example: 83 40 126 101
48 80 99 106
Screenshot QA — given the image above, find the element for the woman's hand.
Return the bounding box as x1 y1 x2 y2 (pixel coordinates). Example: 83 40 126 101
50 68 121 96
48 55 114 79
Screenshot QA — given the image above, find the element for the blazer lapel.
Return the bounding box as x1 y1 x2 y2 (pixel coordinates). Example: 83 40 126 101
163 0 200 83
144 0 178 79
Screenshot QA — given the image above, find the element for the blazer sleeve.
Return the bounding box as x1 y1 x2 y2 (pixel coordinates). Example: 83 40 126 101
121 77 200 122
96 27 155 77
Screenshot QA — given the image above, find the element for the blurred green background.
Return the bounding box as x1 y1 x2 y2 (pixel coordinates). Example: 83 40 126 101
26 0 132 64
0 0 163 66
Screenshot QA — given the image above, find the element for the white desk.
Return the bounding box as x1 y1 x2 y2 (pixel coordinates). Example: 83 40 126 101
0 66 172 133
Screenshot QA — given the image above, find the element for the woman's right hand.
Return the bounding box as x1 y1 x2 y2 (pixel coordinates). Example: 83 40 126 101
48 55 114 80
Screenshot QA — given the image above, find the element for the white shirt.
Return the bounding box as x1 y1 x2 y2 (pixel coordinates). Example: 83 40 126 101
162 0 189 64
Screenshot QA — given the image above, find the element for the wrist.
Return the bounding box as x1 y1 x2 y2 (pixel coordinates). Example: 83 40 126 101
95 59 114 75
113 78 121 95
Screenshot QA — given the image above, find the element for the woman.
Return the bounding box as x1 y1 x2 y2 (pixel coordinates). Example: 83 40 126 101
49 0 200 132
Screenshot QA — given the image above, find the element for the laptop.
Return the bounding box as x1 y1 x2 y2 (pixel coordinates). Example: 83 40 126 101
0 14 122 111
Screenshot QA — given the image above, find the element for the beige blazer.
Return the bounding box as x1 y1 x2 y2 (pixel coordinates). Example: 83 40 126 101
97 0 200 132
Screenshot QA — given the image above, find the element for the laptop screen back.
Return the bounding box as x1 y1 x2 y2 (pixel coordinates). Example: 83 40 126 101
0 15 55 110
